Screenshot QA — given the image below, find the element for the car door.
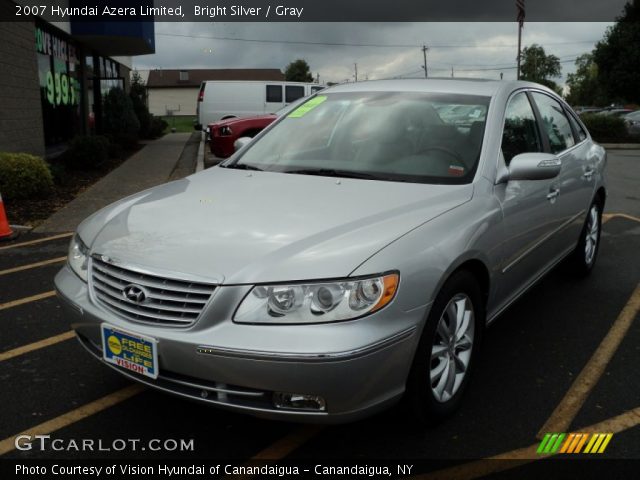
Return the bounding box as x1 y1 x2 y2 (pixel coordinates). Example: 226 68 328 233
493 91 565 307
529 92 595 253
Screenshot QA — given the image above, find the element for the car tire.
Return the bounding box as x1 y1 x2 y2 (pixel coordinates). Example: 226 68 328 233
569 199 602 277
403 270 484 425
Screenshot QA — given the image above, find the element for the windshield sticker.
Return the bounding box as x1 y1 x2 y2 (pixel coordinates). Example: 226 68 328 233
288 96 327 118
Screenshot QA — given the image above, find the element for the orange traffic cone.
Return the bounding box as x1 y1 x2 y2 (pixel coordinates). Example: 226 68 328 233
0 192 16 240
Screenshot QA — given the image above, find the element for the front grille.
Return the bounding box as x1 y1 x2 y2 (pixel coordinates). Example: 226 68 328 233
90 257 216 327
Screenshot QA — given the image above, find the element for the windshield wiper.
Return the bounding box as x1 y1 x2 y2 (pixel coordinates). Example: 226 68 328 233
283 168 382 180
221 163 264 171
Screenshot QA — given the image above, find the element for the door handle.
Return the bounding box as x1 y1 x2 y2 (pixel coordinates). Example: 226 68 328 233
583 168 595 180
547 188 560 201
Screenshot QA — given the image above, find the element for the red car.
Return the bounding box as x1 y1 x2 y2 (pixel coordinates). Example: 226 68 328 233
208 114 277 158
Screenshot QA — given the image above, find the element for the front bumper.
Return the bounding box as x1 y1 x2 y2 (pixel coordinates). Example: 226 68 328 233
208 134 234 158
55 266 425 423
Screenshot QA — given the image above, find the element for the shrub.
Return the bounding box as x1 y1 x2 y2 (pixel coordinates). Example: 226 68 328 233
148 116 169 138
0 152 54 200
581 114 631 143
47 161 68 185
64 135 110 170
130 71 152 138
103 87 140 147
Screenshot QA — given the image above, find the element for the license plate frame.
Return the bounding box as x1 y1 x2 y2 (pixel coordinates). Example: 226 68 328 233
101 323 158 379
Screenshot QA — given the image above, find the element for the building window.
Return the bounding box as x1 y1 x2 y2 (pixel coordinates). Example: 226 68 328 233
34 23 82 146
179 70 189 81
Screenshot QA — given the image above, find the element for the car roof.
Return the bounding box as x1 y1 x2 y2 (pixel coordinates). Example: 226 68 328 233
323 78 551 97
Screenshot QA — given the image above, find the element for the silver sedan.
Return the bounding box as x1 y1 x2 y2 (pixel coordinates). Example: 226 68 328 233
56 79 606 423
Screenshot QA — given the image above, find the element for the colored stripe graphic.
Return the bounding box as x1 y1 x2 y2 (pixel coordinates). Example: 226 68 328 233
538 433 613 454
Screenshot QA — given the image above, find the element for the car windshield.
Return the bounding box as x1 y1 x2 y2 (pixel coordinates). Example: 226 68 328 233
229 91 490 184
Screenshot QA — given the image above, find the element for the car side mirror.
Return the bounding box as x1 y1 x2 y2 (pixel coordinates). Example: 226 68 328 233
234 137 253 152
507 153 561 181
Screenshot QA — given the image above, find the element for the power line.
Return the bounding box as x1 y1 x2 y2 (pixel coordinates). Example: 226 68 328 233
397 57 580 76
155 32 599 50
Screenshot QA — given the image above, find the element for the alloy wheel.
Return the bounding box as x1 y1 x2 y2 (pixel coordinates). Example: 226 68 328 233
429 293 475 403
584 204 600 266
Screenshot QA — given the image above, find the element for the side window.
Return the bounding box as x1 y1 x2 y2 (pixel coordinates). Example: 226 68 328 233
567 111 587 142
285 85 305 103
311 86 325 94
530 92 576 153
501 92 542 164
266 85 283 103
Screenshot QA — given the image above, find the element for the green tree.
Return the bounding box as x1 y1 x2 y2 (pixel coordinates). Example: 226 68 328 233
565 54 607 107
284 59 314 82
520 44 562 92
103 87 140 148
129 71 152 138
593 0 640 104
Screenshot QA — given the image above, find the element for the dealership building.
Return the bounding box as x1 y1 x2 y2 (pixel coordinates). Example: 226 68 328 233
0 0 155 157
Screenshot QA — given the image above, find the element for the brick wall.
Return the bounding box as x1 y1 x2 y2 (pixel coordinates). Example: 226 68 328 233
0 5 45 156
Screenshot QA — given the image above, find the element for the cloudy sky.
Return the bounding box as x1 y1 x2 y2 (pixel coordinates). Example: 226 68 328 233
133 22 613 86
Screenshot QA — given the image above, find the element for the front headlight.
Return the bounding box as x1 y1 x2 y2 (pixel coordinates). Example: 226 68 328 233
68 234 89 282
234 273 399 324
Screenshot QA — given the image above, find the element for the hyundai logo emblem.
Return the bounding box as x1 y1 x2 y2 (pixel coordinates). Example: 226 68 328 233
122 284 148 304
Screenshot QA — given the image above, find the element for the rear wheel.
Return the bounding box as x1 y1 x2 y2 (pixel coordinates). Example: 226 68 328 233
404 270 484 424
569 199 602 276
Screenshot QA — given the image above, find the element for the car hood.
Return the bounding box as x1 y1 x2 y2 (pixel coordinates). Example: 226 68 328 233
79 168 473 284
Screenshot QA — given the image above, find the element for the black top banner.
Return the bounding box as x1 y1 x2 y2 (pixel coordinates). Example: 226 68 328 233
4 0 634 22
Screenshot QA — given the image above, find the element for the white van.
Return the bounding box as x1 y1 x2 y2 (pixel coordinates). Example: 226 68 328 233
195 81 324 130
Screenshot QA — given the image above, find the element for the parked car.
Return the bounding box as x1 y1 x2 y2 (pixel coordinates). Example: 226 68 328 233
195 80 323 131
624 110 640 136
208 97 316 158
208 114 277 158
575 107 602 115
599 108 634 117
56 79 606 424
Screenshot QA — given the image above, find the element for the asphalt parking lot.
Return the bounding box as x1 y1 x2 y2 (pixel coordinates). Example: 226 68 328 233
0 150 638 479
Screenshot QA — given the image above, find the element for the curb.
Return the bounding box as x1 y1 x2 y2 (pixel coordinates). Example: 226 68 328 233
601 144 640 150
196 132 205 173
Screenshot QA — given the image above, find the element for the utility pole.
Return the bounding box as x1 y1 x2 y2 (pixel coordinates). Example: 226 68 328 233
422 45 429 78
516 0 525 80
354 63 358 82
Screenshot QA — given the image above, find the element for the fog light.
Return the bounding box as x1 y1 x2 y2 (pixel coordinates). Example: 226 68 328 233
273 392 326 411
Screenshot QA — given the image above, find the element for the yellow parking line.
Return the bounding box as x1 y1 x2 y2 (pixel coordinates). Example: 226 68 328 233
0 256 66 276
537 283 640 437
0 331 75 362
226 425 324 479
612 213 640 223
0 291 56 311
0 232 72 251
409 407 640 480
603 213 640 224
0 384 145 456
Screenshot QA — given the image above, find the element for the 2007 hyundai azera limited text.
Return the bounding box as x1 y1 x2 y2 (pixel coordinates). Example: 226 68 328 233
56 79 606 423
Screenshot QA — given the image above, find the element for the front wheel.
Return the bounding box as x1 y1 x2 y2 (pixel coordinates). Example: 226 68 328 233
569 200 602 276
404 270 484 424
